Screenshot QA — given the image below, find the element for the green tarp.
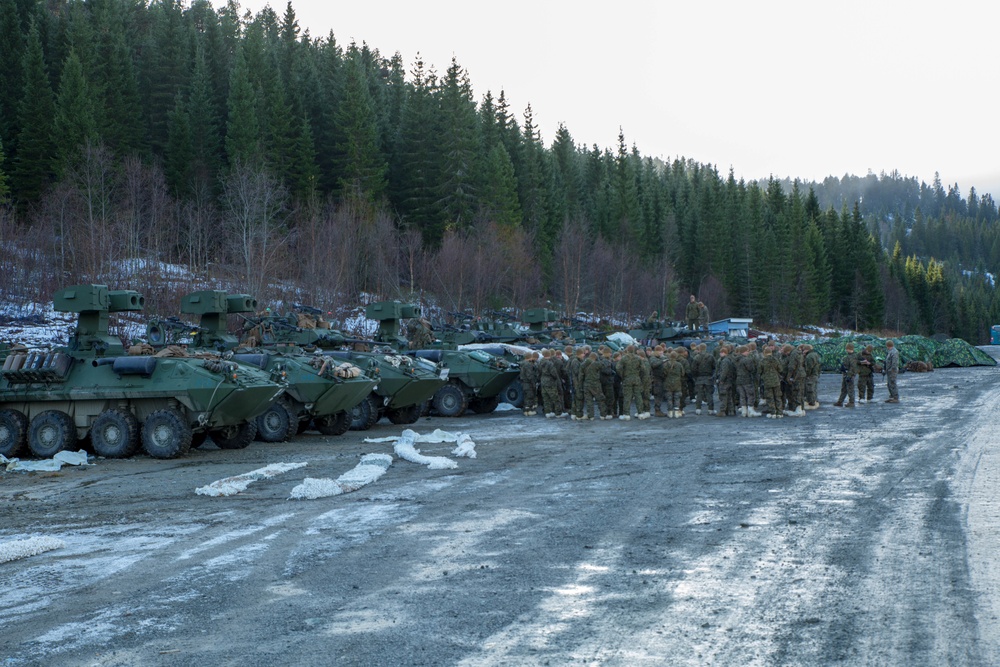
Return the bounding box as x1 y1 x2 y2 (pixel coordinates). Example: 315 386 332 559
796 335 996 372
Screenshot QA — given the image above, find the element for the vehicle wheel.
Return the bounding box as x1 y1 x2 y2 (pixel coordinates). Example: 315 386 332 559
315 411 350 436
255 401 295 442
90 408 140 458
469 395 500 414
432 383 468 417
500 378 524 408
141 409 192 459
0 409 29 458
28 410 77 458
349 395 380 431
387 403 422 425
191 430 210 449
210 422 257 450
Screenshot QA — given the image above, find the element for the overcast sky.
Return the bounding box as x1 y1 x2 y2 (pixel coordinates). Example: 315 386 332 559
222 0 1000 199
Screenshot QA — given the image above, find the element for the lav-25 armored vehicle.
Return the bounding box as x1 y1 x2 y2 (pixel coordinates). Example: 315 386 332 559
239 305 447 430
367 301 519 417
147 291 376 442
0 285 284 459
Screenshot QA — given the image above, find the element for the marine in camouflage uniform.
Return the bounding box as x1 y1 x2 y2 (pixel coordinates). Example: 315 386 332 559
571 347 588 418
619 346 643 420
736 347 761 417
685 295 700 331
539 349 563 417
663 351 685 418
678 346 693 409
834 343 859 407
563 345 576 412
697 302 710 330
649 346 667 416
749 341 762 409
760 347 784 418
638 348 652 416
858 345 875 402
599 349 617 419
408 319 434 349
803 344 821 409
612 351 625 417
716 346 737 416
580 352 606 420
783 344 806 416
519 352 539 416
884 340 900 403
692 343 715 415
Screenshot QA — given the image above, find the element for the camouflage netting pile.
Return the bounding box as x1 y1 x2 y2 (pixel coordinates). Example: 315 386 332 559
795 335 996 372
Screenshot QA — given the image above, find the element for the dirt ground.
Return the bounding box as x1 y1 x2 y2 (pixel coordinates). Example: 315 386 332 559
2 361 1000 666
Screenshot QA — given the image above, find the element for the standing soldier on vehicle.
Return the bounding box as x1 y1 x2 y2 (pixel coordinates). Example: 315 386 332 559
761 347 784 418
692 343 716 415
686 294 700 331
519 352 539 416
834 342 859 407
858 344 875 403
803 343 822 409
884 339 900 403
697 301 710 331
716 345 737 416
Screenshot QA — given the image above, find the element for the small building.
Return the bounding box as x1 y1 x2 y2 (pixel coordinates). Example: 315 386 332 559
708 318 753 338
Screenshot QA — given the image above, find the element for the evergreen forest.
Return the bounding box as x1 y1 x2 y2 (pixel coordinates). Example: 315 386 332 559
1 0 999 343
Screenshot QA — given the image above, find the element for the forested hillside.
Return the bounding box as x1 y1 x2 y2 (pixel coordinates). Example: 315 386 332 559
1 0 998 342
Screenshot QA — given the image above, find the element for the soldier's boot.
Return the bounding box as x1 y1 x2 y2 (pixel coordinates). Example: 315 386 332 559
833 401 843 407
747 406 762 417
845 400 855 408
655 409 667 417
740 406 748 417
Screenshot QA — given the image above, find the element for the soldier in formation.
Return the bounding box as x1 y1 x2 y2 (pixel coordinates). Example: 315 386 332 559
834 342 859 407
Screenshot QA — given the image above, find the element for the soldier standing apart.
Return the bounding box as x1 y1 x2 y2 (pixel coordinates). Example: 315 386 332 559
736 346 762 417
761 347 784 419
858 345 875 403
686 295 700 331
649 346 666 417
884 340 900 403
716 346 736 416
519 352 539 416
692 343 716 415
803 344 822 409
663 350 685 418
581 352 606 420
834 343 859 407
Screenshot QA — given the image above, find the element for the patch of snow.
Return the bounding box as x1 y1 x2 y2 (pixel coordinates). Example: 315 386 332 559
289 453 393 500
0 536 66 564
364 428 478 466
195 462 308 497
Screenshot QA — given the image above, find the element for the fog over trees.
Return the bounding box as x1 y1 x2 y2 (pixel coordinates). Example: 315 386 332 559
1 0 998 342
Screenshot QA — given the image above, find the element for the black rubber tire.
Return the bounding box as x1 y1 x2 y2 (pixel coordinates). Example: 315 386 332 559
141 409 192 459
255 401 295 442
0 408 29 458
191 430 210 449
210 422 257 450
90 408 140 458
28 410 77 458
432 383 468 417
315 411 350 436
469 395 500 414
500 378 524 408
387 402 422 425
349 395 380 431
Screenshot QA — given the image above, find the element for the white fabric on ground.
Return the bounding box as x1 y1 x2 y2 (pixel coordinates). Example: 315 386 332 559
0 536 66 564
2 450 91 472
196 462 308 497
363 428 478 466
289 453 392 500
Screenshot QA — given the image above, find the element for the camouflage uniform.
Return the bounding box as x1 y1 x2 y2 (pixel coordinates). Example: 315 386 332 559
619 349 643 419
678 347 693 408
581 354 606 419
612 352 625 417
663 354 685 417
835 347 859 407
686 297 701 331
519 355 539 415
539 352 563 416
858 347 875 401
804 346 822 408
409 319 433 349
599 352 617 418
761 351 783 418
565 349 581 415
638 349 652 415
692 346 715 414
572 351 587 418
649 349 666 416
736 351 759 416
885 343 900 402
716 350 736 416
697 302 710 330
785 345 805 413
562 346 576 411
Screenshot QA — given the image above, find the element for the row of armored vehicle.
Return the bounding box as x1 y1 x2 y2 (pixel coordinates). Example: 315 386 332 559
0 288 523 461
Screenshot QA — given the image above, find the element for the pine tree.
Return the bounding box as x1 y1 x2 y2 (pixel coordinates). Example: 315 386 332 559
93 1 144 155
436 56 479 229
187 42 223 190
53 49 98 175
480 143 521 227
165 92 193 196
12 22 55 203
225 45 261 167
333 45 387 203
0 0 26 149
0 137 10 204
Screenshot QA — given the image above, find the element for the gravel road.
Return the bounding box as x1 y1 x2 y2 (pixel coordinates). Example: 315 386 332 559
2 365 999 666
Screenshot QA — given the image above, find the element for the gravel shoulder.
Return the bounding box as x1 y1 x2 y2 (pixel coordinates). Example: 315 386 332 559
2 366 999 666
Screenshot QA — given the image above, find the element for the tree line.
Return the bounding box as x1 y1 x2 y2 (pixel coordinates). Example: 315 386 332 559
1 0 999 342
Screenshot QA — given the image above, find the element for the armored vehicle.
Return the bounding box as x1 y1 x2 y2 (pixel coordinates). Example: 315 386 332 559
147 291 376 442
0 285 284 460
367 301 520 417
240 306 447 430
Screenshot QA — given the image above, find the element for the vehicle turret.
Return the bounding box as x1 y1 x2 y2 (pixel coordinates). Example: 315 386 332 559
54 285 144 356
